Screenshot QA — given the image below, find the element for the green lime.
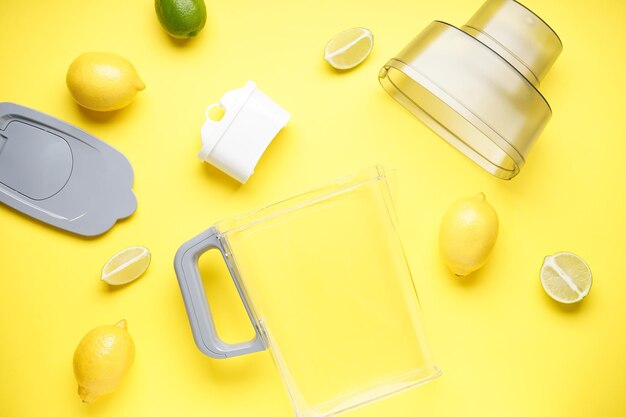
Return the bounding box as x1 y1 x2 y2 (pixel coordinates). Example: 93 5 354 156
155 0 207 39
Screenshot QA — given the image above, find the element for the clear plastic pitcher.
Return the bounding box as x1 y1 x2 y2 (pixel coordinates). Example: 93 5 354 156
174 166 441 417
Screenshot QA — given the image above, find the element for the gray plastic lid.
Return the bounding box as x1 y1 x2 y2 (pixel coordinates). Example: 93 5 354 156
0 103 136 236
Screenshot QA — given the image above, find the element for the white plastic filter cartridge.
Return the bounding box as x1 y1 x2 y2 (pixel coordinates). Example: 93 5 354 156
198 81 291 183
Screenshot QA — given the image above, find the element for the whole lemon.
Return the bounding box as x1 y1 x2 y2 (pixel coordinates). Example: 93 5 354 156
155 0 207 39
439 193 499 276
66 52 145 112
73 319 135 403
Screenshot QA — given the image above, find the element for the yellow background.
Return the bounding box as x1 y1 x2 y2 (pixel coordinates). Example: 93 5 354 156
1 0 625 416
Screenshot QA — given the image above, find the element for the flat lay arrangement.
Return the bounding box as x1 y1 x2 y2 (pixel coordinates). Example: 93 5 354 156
1 0 625 416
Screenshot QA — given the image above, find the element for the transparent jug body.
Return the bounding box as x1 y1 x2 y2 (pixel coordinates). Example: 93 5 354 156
215 166 441 417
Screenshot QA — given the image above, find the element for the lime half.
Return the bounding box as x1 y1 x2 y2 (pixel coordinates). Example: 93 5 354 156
540 252 592 304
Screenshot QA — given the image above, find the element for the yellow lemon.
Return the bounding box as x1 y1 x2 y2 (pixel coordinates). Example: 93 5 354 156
439 193 499 276
73 320 135 402
66 52 145 112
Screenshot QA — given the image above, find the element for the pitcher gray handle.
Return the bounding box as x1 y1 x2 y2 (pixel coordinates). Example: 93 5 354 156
174 227 266 359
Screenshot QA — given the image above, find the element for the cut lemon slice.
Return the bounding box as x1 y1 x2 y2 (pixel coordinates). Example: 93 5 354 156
101 246 151 285
324 27 373 70
540 252 592 304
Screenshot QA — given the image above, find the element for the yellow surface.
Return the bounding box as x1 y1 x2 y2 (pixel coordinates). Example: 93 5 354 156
0 0 625 416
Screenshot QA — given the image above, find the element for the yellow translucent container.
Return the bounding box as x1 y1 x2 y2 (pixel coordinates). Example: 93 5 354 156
175 166 441 417
380 0 562 179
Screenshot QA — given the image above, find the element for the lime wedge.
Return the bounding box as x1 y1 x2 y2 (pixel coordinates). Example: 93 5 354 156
540 252 592 303
101 246 151 285
324 27 373 70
